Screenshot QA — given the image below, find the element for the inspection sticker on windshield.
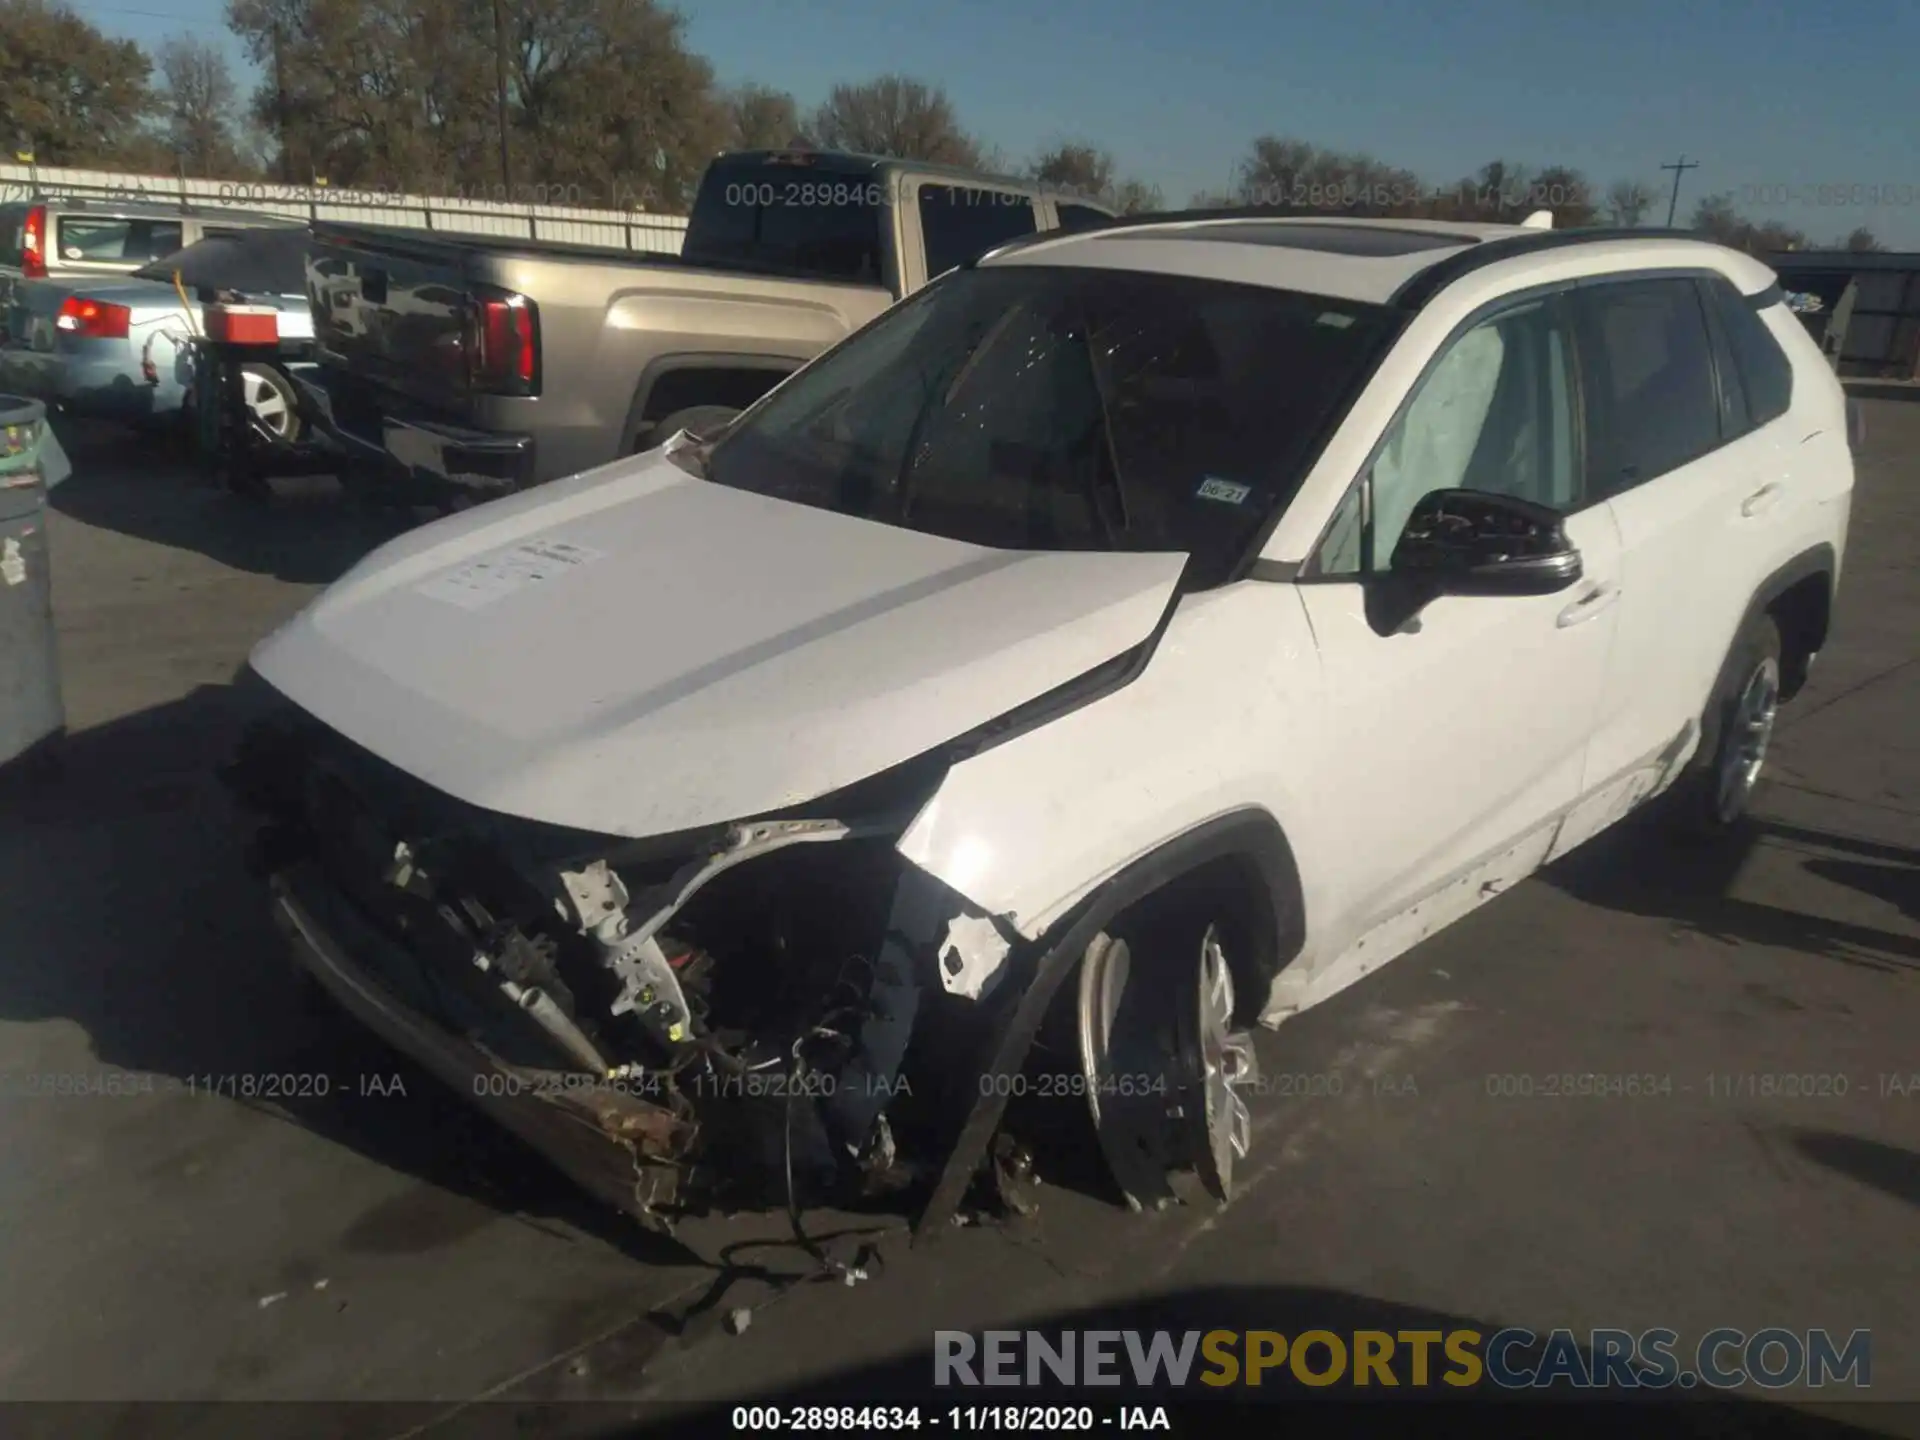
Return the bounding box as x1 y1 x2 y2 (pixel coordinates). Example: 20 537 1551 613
1196 477 1252 505
416 539 606 611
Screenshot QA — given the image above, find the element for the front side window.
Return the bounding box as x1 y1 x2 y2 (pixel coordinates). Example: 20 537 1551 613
1320 295 1580 574
704 265 1396 590
1575 277 1719 497
918 186 1038 277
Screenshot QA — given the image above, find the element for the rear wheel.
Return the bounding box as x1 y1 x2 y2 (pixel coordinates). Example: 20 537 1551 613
1670 613 1782 835
241 363 304 444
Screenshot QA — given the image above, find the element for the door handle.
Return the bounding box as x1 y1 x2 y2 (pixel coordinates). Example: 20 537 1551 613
1740 482 1784 517
1556 583 1620 628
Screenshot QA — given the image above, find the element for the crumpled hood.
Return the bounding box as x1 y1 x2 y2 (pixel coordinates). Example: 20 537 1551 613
251 453 1186 838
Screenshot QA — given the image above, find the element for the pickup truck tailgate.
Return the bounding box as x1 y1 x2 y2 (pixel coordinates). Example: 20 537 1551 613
307 226 474 413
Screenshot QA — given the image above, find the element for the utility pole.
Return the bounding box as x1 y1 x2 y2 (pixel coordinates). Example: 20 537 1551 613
271 21 292 184
1661 155 1699 229
491 0 514 196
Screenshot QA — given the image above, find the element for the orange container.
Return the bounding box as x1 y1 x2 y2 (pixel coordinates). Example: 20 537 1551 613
203 304 280 346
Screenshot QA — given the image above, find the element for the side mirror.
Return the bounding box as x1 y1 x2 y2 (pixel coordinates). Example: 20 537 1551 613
1389 488 1582 597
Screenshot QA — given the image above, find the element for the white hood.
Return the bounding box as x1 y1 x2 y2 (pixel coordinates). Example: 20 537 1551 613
251 453 1186 838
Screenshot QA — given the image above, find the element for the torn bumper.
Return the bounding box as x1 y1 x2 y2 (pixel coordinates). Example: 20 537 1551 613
270 861 694 1225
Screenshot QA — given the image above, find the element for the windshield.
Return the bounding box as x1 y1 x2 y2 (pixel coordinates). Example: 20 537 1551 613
703 264 1394 588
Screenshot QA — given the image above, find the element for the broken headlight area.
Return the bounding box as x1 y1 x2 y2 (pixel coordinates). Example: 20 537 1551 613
224 711 1019 1232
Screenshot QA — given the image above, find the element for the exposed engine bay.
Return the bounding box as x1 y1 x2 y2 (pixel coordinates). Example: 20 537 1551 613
223 701 1033 1233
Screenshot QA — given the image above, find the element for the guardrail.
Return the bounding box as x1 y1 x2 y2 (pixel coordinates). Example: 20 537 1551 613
0 162 689 254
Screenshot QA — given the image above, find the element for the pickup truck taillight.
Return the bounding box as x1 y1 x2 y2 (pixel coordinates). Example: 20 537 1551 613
21 206 47 279
467 286 539 396
55 295 131 339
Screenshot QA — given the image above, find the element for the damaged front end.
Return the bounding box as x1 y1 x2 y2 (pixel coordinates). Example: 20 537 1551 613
224 705 1025 1235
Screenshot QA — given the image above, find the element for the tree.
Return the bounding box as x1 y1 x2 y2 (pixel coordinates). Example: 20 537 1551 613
156 35 251 178
502 0 728 210
1605 178 1655 227
1843 226 1885 253
1233 135 1423 216
0 0 154 166
808 75 980 167
1528 165 1597 227
1689 191 1810 255
724 83 802 152
1031 141 1113 199
1029 142 1159 214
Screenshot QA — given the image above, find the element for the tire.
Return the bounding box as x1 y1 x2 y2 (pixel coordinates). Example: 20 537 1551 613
1670 613 1783 836
1077 900 1260 1211
241 363 304 444
635 404 739 455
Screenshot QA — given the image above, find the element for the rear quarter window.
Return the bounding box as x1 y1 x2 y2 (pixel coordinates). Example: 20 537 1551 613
1708 277 1795 426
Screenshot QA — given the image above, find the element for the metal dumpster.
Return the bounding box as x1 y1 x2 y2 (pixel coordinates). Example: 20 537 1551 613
0 397 72 769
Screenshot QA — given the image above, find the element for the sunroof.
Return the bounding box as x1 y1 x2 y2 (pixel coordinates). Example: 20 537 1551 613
1161 223 1476 257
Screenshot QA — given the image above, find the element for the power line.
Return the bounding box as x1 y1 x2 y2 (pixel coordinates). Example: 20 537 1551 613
1661 154 1699 228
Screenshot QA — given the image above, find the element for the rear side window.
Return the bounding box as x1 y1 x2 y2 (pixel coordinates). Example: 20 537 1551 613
0 205 26 268
1707 277 1794 427
55 217 184 263
1575 278 1720 497
918 185 1038 277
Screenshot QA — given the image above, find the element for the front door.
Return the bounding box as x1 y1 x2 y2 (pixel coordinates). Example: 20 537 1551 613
1295 289 1621 963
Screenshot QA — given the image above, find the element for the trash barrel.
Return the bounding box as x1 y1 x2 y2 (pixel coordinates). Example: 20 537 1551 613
0 396 72 769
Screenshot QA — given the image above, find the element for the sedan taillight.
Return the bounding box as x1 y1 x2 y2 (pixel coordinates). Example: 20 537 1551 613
56 295 131 339
467 286 539 395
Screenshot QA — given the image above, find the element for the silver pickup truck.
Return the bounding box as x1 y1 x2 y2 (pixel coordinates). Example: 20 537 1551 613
301 150 1113 503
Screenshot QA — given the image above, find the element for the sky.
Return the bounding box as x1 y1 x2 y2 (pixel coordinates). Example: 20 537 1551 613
67 0 1920 248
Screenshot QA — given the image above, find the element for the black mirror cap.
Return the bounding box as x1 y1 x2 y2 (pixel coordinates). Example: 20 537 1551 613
1391 488 1583 597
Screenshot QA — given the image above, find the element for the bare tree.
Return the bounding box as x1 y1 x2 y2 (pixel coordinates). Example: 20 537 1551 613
1234 135 1423 216
723 83 802 152
1528 165 1597 226
1031 141 1113 199
1605 178 1655 227
157 34 249 177
1690 191 1810 255
808 75 980 167
1843 226 1885 253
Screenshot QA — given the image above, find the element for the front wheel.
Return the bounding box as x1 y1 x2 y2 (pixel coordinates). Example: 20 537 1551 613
1670 613 1782 835
1077 908 1260 1211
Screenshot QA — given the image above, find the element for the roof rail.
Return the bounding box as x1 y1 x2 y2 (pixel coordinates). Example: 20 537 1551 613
1386 225 1707 309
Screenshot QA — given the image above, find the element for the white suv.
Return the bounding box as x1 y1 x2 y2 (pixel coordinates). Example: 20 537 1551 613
230 215 1855 1235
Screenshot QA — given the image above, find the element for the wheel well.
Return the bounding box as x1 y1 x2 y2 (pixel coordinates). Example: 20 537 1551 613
1102 845 1302 1029
639 366 789 428
1768 571 1831 699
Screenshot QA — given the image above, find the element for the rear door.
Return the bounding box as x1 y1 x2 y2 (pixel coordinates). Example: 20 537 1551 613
0 204 29 336
1555 273 1759 848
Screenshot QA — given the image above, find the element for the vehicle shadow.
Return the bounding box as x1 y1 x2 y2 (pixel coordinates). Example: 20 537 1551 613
1541 806 1920 975
574 1285 1888 1439
45 417 402 586
0 679 694 1270
1787 1130 1920 1210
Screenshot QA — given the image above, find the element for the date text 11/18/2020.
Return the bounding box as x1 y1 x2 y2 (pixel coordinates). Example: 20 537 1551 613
0 1071 408 1100
731 1405 1175 1432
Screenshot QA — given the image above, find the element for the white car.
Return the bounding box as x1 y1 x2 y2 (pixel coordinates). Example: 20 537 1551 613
227 215 1855 1235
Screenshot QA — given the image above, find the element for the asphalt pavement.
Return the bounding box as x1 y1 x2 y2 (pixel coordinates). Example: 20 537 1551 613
0 408 1913 1435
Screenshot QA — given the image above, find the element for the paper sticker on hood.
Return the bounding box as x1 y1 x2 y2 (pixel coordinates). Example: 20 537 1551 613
416 539 607 611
